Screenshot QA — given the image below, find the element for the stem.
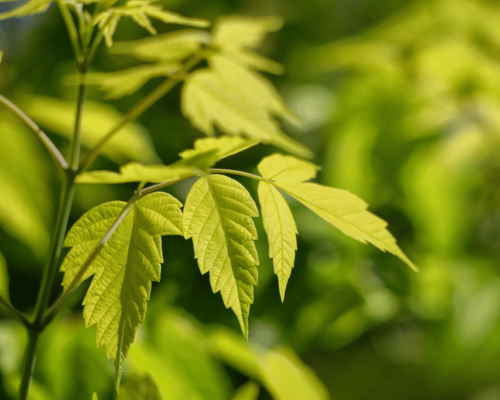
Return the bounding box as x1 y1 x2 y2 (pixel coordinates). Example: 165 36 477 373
56 0 83 67
208 169 264 181
69 79 87 169
0 95 68 171
78 56 202 174
0 296 32 330
17 331 39 400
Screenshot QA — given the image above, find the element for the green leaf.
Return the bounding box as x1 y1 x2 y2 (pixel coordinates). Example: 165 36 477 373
21 95 159 164
0 121 52 258
182 66 311 158
274 182 417 271
258 153 320 182
231 382 259 400
76 163 197 184
111 30 211 63
95 0 210 47
79 63 182 99
93 394 98 400
0 252 9 301
258 182 297 301
118 374 162 400
0 0 51 20
183 175 259 338
60 193 183 388
77 136 256 184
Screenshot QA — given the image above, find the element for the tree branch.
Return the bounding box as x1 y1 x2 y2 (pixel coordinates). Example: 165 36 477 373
0 95 68 171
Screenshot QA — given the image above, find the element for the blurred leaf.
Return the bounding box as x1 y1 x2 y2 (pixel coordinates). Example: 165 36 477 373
79 64 182 99
0 121 52 258
111 30 211 63
231 382 259 400
258 182 297 301
117 374 162 400
0 0 51 20
183 175 259 339
60 193 183 388
95 0 210 47
93 394 98 400
274 182 417 271
0 252 9 301
21 95 159 165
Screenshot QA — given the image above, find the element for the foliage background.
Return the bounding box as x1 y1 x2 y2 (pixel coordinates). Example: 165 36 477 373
2 0 500 399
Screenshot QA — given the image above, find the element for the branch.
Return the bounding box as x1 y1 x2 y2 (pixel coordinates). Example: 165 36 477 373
77 56 202 174
56 0 84 67
0 295 32 330
0 95 68 171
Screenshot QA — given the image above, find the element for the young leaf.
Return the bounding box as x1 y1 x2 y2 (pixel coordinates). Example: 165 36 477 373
60 193 183 388
77 136 257 184
118 374 162 400
257 182 297 302
94 0 210 47
79 63 182 99
231 382 260 400
182 68 311 158
274 182 417 271
111 30 211 63
0 0 51 20
258 153 320 182
183 175 259 338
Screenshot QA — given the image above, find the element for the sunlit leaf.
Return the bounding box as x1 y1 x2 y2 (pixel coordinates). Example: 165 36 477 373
80 63 181 99
21 95 159 164
95 0 210 47
231 382 259 400
60 193 183 388
0 121 52 258
274 182 417 271
258 153 319 183
111 30 211 63
0 0 51 20
258 182 297 301
118 374 162 400
183 175 259 338
182 67 311 158
179 135 259 162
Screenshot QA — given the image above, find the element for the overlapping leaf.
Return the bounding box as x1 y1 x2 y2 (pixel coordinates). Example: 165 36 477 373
60 193 183 388
183 175 259 338
77 136 256 184
258 155 416 270
95 0 210 47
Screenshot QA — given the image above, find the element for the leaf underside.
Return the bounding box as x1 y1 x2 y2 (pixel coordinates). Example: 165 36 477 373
60 193 183 389
182 175 259 338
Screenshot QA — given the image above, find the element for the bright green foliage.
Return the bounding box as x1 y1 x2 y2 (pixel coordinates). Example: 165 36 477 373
118 374 162 400
258 182 297 302
231 382 259 400
0 252 9 301
92 394 98 400
258 153 319 182
110 30 211 63
21 95 159 164
94 0 210 47
77 136 257 184
275 181 417 271
60 193 183 388
83 64 182 99
0 0 51 20
183 175 259 338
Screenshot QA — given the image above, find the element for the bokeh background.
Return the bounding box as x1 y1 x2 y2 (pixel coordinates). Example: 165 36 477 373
2 0 500 399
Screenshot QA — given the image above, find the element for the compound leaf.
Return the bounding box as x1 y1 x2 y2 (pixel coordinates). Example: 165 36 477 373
183 175 259 338
274 182 417 271
258 182 297 301
258 153 319 183
60 193 183 388
179 136 258 162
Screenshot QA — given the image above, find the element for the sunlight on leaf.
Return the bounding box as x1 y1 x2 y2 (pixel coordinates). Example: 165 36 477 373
258 153 319 182
118 374 162 400
60 193 183 389
183 175 259 338
21 95 159 165
179 135 259 162
231 382 259 400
